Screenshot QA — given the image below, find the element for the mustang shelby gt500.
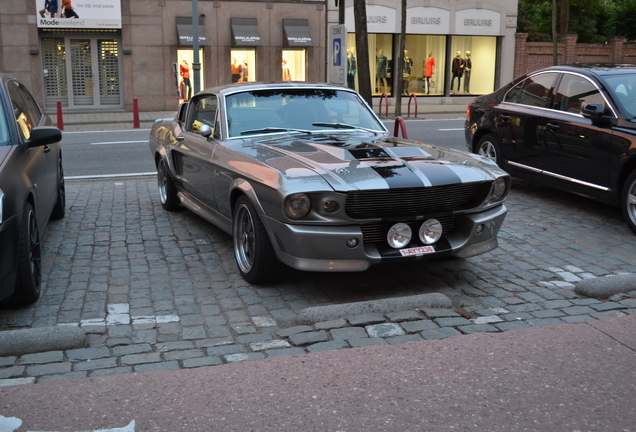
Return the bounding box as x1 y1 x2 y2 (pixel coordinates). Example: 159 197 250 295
150 82 510 283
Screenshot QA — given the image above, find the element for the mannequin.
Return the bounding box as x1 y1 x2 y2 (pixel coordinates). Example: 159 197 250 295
376 49 388 94
180 57 192 100
282 56 291 81
231 57 242 83
463 51 472 94
402 50 413 95
239 58 248 82
347 48 357 90
451 51 464 93
424 51 435 94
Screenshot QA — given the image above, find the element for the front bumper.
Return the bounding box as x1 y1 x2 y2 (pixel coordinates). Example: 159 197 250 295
265 204 507 272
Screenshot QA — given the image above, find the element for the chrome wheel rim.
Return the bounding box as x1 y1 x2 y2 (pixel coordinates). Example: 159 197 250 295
28 209 42 290
628 178 636 226
234 203 255 273
158 161 168 204
478 140 497 161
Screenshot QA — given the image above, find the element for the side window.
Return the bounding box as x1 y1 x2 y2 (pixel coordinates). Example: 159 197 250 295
7 81 41 140
519 73 557 108
555 74 604 114
189 95 218 134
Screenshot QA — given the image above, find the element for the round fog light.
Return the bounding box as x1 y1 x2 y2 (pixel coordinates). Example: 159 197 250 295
419 219 443 245
346 238 359 248
387 223 412 249
475 224 485 235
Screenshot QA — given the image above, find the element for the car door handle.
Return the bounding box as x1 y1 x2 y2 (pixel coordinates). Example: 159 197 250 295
43 145 51 153
546 122 560 130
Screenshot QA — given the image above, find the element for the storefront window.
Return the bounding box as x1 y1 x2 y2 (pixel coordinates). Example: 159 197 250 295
370 34 393 95
403 35 446 96
450 36 496 95
177 49 204 101
282 50 306 81
231 49 256 83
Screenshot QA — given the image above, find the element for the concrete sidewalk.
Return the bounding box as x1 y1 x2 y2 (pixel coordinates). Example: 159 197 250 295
1 314 634 431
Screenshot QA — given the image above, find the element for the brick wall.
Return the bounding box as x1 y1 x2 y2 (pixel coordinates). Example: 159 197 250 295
514 33 636 78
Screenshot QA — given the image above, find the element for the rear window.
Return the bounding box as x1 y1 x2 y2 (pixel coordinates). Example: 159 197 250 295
504 72 558 108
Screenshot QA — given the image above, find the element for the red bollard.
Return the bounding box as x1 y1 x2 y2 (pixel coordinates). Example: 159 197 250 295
133 97 140 129
393 116 408 139
378 92 389 118
56 100 64 130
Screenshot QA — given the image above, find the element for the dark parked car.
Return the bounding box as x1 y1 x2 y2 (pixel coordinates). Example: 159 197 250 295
150 82 509 283
0 74 65 305
465 64 636 233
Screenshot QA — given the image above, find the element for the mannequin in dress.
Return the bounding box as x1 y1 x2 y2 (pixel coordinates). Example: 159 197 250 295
376 50 388 94
463 51 472 94
402 50 413 95
424 51 435 94
451 51 464 93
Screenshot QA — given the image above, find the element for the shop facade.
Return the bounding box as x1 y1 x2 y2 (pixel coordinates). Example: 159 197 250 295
327 0 518 103
0 0 326 113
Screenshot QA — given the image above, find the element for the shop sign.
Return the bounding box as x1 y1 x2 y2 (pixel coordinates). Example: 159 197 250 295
455 9 501 36
345 5 397 34
406 7 450 34
36 0 122 29
328 24 347 86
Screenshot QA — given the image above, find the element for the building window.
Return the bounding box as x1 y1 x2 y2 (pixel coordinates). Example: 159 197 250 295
403 35 446 96
282 50 305 81
450 36 497 95
231 49 255 83
178 49 204 101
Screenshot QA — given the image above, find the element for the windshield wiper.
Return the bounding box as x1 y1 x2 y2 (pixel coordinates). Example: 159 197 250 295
240 127 312 136
312 122 380 135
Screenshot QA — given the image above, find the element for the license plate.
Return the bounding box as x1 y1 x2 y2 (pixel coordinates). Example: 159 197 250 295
399 246 435 257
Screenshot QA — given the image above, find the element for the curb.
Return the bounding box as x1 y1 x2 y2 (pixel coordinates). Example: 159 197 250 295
574 273 636 298
0 326 87 357
296 293 453 324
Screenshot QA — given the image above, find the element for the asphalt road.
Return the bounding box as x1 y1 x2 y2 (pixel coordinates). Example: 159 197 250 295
60 118 467 178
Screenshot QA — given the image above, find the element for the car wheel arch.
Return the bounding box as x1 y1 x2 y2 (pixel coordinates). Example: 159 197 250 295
472 129 495 153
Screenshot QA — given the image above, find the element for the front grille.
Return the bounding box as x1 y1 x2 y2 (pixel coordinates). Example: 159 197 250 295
345 183 488 219
360 215 456 243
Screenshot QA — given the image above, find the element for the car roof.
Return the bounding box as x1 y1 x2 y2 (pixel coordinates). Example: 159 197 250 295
536 63 636 78
201 81 354 97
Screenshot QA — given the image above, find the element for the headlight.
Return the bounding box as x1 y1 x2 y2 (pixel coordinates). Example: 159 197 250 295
284 193 311 219
419 219 442 245
0 188 4 225
387 223 412 249
488 178 508 204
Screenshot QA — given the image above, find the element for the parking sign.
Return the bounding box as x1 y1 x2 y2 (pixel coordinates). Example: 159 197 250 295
328 25 346 85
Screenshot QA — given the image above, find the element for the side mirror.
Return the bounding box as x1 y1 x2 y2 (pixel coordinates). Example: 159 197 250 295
199 124 212 138
26 126 62 148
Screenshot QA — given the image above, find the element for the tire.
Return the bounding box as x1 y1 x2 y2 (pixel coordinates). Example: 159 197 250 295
232 196 280 284
50 156 66 220
157 158 180 211
622 170 636 235
12 202 42 305
476 134 502 166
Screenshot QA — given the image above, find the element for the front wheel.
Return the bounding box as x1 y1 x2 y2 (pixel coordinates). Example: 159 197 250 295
476 134 502 166
232 197 280 284
157 158 180 211
12 202 42 305
622 170 636 234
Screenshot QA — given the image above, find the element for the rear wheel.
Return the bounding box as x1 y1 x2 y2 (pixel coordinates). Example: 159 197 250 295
476 134 502 165
232 197 280 284
12 202 42 305
157 158 180 211
622 170 636 234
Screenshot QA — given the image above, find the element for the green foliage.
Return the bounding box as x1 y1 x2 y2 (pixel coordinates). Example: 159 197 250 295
517 0 629 43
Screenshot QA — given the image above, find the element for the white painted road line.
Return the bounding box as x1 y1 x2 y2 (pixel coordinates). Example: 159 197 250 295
0 416 136 432
90 140 147 145
438 128 465 131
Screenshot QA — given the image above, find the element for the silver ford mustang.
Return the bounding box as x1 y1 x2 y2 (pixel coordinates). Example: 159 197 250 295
149 82 510 283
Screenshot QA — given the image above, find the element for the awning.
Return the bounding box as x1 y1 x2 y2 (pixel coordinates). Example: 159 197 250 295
231 18 262 47
283 19 314 47
176 17 208 46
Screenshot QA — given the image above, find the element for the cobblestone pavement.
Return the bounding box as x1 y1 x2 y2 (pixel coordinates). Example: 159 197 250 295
1 177 635 386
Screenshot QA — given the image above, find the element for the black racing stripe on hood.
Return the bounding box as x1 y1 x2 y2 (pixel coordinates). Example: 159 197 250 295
370 164 425 189
409 160 463 186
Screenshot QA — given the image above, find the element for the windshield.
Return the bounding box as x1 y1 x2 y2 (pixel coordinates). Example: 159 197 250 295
601 73 636 119
224 88 386 138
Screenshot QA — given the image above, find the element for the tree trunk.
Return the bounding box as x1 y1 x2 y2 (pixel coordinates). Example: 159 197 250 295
559 0 569 40
394 0 407 117
552 0 558 64
354 0 372 106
